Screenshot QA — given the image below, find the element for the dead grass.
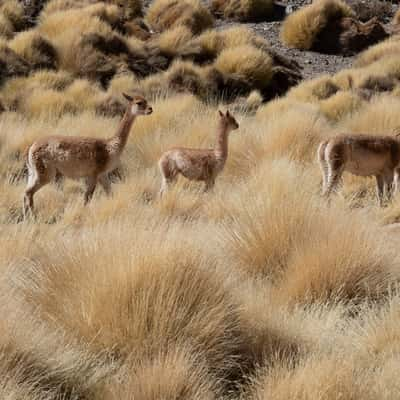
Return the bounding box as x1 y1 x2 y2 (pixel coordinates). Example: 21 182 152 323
355 36 400 67
104 346 222 400
146 0 214 34
210 0 274 22
214 45 274 95
2 12 400 400
9 30 58 70
319 90 364 122
13 223 245 380
280 0 354 50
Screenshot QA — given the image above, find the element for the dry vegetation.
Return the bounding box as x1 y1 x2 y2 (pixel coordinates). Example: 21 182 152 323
281 0 388 55
2 0 400 399
210 0 274 22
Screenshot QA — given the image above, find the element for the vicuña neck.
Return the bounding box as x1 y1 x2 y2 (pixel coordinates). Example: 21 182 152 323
108 109 136 153
214 121 230 161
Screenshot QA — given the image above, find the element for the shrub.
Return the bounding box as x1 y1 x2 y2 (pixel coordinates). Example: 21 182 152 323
104 346 222 400
17 225 246 381
213 45 274 97
124 18 152 40
40 0 131 23
319 90 364 122
9 30 58 70
0 0 27 33
340 95 400 135
287 74 340 102
247 355 365 400
0 14 14 39
355 36 400 67
108 0 143 19
210 0 274 22
149 25 194 58
146 0 214 34
139 60 211 100
0 44 30 86
280 0 354 50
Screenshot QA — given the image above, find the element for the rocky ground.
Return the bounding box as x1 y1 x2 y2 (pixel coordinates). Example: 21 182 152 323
142 0 398 80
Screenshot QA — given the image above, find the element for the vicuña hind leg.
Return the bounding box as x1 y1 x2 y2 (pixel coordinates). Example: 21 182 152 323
317 141 329 194
23 161 55 218
159 158 178 197
323 161 344 200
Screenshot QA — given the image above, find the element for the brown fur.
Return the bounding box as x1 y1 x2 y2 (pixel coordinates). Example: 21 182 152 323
318 134 400 206
23 94 153 217
158 110 239 195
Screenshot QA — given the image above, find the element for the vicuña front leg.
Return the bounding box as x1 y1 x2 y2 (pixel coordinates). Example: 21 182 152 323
204 178 215 192
84 177 98 205
99 175 112 196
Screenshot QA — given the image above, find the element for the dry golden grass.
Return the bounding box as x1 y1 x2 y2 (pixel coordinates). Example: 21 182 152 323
3 8 400 400
146 0 214 34
319 89 364 121
280 0 354 50
214 45 274 91
9 30 58 70
104 346 222 400
151 25 194 58
210 0 274 22
355 36 400 67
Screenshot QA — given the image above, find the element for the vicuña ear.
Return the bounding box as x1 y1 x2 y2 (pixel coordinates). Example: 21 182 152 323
123 93 133 102
218 110 224 117
226 110 231 117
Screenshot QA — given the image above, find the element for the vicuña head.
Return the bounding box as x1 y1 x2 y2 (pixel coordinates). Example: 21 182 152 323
158 109 239 196
218 109 239 131
123 93 153 116
23 93 153 218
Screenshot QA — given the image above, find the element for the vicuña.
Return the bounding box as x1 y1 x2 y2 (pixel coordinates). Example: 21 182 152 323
318 134 400 206
158 110 239 195
23 93 153 217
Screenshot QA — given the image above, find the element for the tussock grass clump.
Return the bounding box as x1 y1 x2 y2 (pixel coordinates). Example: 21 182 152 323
18 225 245 380
105 346 222 400
146 0 214 34
0 14 14 39
355 36 400 67
40 0 135 23
286 74 340 102
40 0 97 18
139 60 211 100
150 25 194 58
319 90 364 122
210 0 274 22
247 354 366 400
0 44 30 86
340 95 400 134
188 26 269 65
9 30 58 70
280 0 354 50
0 0 27 34
217 158 398 305
109 0 143 20
213 45 273 97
